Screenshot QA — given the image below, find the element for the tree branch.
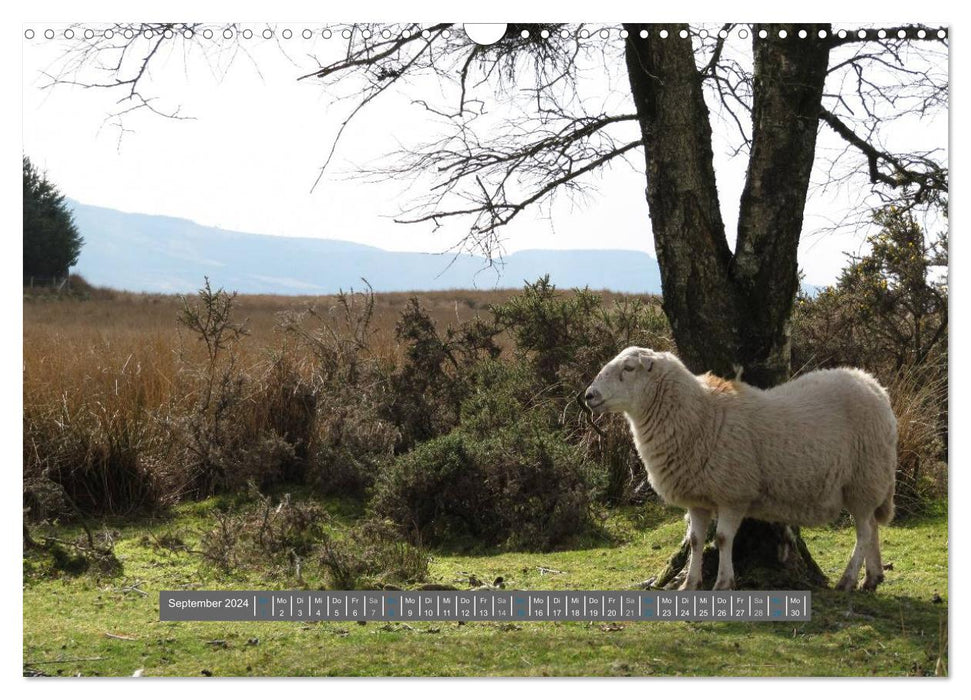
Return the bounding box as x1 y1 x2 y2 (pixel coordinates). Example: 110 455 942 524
819 107 947 203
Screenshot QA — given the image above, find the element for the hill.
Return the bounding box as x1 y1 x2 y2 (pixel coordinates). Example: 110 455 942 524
66 201 663 295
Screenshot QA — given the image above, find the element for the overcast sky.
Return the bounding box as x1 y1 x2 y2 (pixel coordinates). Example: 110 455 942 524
21 24 948 287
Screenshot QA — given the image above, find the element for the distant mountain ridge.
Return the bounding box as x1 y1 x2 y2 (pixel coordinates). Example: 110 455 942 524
66 201 664 295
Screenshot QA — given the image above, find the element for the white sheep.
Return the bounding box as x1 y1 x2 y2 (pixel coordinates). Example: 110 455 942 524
584 347 897 592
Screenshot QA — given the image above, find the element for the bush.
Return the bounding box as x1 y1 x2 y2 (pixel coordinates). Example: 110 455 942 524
491 278 671 504
249 354 319 485
280 285 399 496
173 279 253 495
307 403 398 498
318 519 429 589
382 297 500 451
200 489 330 574
173 282 325 495
370 420 602 551
791 208 948 514
492 277 671 390
792 207 946 376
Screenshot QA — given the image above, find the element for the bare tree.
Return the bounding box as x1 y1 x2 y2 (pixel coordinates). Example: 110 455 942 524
42 22 948 588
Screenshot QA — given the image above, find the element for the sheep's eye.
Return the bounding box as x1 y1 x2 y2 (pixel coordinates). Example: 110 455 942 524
623 365 636 372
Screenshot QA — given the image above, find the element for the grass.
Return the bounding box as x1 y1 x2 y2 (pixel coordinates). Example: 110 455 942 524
23 498 948 677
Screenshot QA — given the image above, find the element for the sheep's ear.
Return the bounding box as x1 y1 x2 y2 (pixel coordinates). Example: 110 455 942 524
639 354 654 372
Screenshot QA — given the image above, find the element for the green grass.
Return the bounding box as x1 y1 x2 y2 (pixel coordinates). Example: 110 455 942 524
23 498 948 677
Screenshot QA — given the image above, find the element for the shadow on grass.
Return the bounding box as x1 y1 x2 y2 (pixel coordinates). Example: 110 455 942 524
702 588 948 676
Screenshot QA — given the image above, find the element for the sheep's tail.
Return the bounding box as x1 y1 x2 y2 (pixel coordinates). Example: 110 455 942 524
874 489 895 525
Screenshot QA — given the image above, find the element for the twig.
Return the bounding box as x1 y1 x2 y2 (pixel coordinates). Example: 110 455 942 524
24 656 106 664
105 632 137 641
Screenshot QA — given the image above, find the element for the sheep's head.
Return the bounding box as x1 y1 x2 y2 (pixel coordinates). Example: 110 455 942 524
584 347 673 415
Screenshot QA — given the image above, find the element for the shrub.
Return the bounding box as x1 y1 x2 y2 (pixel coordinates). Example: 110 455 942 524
307 403 398 498
791 207 947 376
492 277 671 391
199 488 330 574
790 208 948 515
280 284 399 496
491 278 670 504
171 282 325 495
173 279 252 495
370 420 602 551
248 353 319 485
383 297 500 451
318 519 429 589
492 277 605 387
457 360 544 435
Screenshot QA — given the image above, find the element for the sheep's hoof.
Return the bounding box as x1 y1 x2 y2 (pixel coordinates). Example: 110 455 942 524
713 578 735 591
836 576 857 592
861 572 885 592
678 579 701 591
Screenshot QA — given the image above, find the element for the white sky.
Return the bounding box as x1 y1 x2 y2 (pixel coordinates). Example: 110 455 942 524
21 23 948 286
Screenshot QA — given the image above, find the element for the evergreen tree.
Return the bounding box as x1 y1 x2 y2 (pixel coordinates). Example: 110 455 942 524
23 156 83 279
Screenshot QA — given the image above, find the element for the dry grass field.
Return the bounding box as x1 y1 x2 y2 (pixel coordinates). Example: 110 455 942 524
23 285 656 427
24 287 505 369
23 287 499 408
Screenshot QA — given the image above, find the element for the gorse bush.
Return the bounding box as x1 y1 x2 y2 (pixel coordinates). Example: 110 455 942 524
792 207 947 376
255 354 319 484
491 277 672 503
280 284 399 496
174 278 252 495
174 282 329 496
492 276 671 391
791 206 948 513
370 419 603 551
318 519 429 589
200 488 330 575
383 297 500 452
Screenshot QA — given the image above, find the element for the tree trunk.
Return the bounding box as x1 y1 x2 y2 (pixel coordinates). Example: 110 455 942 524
622 23 833 589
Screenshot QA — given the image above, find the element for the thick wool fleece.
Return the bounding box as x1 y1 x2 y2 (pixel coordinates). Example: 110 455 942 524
609 351 896 526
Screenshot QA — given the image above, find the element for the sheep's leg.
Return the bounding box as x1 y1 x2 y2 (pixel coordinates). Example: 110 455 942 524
861 515 885 591
713 508 745 590
836 513 872 592
679 507 711 591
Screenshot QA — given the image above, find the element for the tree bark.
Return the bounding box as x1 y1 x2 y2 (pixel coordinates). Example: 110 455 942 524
622 23 739 379
731 26 830 387
623 23 833 589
